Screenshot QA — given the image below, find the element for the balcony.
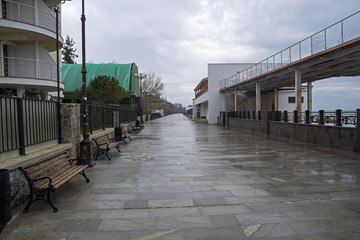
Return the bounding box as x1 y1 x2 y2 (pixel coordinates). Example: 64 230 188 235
0 0 62 50
0 56 63 91
194 77 208 99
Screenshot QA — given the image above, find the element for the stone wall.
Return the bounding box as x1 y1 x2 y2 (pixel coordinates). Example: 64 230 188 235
61 103 81 157
268 122 359 152
9 169 28 207
227 111 360 153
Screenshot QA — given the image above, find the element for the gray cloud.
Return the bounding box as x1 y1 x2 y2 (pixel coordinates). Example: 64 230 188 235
62 0 360 108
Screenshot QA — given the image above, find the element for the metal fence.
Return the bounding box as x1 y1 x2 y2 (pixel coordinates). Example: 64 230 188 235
287 111 357 126
230 109 358 127
85 104 137 133
0 96 59 155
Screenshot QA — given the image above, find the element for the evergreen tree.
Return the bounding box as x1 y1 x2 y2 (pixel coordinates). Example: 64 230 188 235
62 35 78 64
87 75 126 104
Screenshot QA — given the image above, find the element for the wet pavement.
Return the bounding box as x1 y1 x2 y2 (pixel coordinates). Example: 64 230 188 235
3 113 360 239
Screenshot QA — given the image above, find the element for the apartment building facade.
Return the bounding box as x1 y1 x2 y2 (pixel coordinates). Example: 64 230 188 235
0 0 63 98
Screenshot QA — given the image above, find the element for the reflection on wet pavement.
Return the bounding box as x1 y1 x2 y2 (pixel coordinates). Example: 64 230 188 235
3 114 360 239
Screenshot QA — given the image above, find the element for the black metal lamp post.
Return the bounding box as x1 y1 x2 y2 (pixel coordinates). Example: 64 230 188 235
54 6 62 145
79 0 95 167
139 73 146 122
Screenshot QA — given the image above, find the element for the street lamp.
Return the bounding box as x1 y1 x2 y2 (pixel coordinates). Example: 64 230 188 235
139 73 146 122
79 0 95 167
54 5 61 145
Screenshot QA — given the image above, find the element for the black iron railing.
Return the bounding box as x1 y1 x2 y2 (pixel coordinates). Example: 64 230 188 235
84 104 137 134
0 96 59 155
230 109 358 127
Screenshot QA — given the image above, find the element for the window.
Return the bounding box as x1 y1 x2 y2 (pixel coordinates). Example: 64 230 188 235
288 96 303 103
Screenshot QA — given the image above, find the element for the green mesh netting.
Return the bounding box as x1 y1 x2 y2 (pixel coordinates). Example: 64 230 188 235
62 63 140 98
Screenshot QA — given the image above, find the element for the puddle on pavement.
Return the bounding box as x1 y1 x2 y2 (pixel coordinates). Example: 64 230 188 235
121 154 152 162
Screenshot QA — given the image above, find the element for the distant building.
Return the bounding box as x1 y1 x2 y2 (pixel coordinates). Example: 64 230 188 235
192 77 208 119
0 0 63 98
174 103 185 113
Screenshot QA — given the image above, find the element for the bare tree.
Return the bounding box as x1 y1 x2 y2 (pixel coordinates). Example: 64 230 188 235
140 72 165 114
141 72 165 97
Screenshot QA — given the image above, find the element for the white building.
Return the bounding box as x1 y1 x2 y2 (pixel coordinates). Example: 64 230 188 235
0 0 63 98
193 63 309 124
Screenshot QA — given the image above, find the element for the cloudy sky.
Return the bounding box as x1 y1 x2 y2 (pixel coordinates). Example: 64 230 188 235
61 0 360 110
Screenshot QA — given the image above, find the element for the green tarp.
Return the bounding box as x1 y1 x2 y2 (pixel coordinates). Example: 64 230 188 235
62 63 140 97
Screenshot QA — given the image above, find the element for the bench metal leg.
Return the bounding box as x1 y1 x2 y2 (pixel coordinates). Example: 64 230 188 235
80 170 90 182
105 149 111 160
24 187 57 213
47 189 58 213
95 149 108 160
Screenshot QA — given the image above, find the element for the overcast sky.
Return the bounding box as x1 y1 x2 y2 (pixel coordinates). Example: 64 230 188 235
61 0 360 110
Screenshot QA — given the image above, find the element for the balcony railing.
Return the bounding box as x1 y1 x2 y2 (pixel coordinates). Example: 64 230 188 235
220 10 360 89
1 57 60 82
1 0 59 34
195 85 208 99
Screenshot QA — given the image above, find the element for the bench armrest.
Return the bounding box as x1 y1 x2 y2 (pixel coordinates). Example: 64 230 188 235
32 176 53 189
92 138 109 148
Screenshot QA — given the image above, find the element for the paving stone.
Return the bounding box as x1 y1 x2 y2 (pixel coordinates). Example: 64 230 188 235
3 114 360 239
123 200 148 209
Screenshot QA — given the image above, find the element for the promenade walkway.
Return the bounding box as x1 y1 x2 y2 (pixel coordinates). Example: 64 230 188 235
3 114 360 239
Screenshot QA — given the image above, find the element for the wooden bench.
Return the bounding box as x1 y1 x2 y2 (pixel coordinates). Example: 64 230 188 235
130 122 142 133
92 135 120 160
18 152 89 213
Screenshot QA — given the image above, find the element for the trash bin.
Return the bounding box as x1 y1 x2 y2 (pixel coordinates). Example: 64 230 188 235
0 169 12 233
114 127 123 141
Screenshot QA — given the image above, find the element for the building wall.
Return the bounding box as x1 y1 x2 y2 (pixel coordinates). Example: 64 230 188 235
235 89 308 113
278 89 308 112
208 63 254 124
193 91 209 120
0 0 61 96
200 102 208 118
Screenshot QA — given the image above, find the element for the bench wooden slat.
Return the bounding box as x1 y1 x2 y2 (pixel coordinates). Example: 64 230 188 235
34 163 80 189
23 152 69 169
28 156 71 179
52 166 88 189
36 165 86 189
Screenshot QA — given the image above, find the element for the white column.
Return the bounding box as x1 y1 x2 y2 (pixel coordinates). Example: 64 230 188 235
34 0 39 25
274 88 278 111
307 82 312 112
256 82 261 113
35 41 39 78
295 70 302 113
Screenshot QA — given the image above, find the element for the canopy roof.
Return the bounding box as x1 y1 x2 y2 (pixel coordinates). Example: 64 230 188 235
62 63 140 97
